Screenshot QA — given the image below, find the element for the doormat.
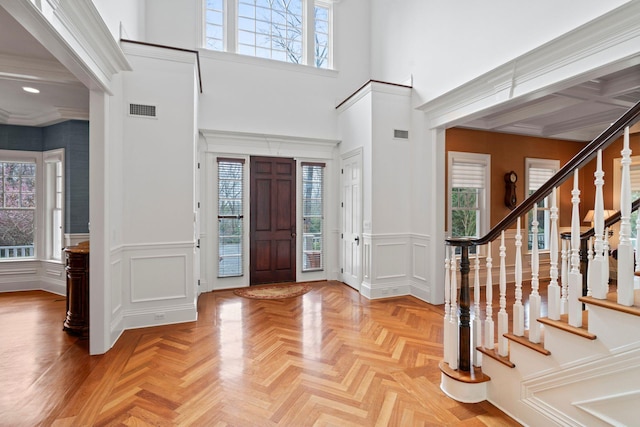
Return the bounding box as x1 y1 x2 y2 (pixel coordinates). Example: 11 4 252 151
233 283 311 300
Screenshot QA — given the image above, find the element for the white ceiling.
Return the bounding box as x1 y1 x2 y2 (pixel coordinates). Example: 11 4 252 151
0 6 88 127
0 6 638 139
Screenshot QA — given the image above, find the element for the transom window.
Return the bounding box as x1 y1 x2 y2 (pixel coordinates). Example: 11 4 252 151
204 0 332 68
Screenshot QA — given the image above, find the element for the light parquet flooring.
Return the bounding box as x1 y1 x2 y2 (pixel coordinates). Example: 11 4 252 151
0 281 520 426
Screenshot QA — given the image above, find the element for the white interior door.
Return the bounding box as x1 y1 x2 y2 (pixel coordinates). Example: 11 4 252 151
341 151 362 290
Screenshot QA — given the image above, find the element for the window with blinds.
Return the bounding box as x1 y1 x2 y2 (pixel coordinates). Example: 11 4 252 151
448 152 490 255
218 158 245 277
526 158 559 251
302 162 324 271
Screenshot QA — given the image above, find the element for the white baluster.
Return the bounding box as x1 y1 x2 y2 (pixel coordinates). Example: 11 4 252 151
587 237 594 297
548 187 561 320
450 253 459 369
591 149 607 299
444 247 451 366
561 238 569 315
604 227 611 291
484 242 494 350
498 231 509 357
473 251 482 367
619 126 635 306
529 204 542 343
569 169 583 327
636 216 640 273
513 217 524 336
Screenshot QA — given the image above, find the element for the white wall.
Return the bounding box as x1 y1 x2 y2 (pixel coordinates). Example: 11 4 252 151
370 0 630 104
92 0 146 41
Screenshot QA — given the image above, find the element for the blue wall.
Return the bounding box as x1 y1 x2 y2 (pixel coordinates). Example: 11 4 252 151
0 121 89 234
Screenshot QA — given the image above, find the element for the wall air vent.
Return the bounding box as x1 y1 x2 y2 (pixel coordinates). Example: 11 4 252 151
129 103 157 118
394 129 409 139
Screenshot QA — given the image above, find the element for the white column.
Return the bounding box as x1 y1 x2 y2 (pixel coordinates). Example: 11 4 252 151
618 126 635 306
529 205 542 343
498 232 509 357
484 242 494 349
569 169 583 327
548 187 561 320
513 217 525 336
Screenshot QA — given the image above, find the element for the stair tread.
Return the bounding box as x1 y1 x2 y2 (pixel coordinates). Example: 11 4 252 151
580 290 640 317
439 360 491 384
504 331 550 355
476 345 516 368
538 312 597 340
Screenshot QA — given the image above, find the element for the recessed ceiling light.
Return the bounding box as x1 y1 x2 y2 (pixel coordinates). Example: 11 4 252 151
22 86 40 94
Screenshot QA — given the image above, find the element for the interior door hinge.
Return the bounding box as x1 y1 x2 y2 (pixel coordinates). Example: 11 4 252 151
198 279 201 286
196 239 200 248
340 268 344 274
341 202 344 207
197 162 200 169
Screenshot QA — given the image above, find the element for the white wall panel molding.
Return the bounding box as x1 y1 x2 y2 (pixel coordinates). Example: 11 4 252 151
418 1 640 129
65 233 91 247
521 343 640 427
110 258 122 315
336 80 412 113
122 302 197 330
129 254 188 303
122 241 194 252
201 129 339 160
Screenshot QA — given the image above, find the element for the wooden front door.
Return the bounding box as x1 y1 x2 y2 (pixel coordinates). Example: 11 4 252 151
250 156 296 284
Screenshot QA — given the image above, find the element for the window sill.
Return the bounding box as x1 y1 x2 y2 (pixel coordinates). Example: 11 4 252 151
198 48 339 78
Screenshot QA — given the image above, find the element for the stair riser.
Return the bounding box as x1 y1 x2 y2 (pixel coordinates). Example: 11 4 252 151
542 326 608 366
586 305 640 350
506 340 558 377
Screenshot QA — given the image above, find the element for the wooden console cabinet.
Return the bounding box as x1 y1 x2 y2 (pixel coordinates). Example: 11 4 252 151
63 241 90 338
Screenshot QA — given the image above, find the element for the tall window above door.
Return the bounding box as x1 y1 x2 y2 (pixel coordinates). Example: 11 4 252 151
218 158 245 277
448 152 490 254
301 162 324 271
203 0 333 69
525 158 559 251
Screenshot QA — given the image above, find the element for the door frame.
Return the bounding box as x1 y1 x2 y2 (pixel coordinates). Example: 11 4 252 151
340 147 363 290
199 129 339 291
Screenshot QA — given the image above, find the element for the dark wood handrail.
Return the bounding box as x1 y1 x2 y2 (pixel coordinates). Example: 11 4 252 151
560 198 640 241
447 99 640 247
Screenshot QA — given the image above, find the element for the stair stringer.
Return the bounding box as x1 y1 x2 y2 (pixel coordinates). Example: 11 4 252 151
520 343 640 427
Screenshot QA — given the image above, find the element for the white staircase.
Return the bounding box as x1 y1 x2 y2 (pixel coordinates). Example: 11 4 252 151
442 115 640 426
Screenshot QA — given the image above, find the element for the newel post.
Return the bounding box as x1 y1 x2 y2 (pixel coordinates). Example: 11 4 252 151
458 244 471 372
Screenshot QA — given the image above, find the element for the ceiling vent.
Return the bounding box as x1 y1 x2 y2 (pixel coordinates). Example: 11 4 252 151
394 129 409 139
129 103 157 118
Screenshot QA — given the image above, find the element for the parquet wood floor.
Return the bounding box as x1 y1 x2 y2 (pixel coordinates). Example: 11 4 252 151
0 281 521 426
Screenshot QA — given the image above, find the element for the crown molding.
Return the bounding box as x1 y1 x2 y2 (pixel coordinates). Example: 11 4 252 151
417 1 640 130
0 0 132 94
0 53 81 85
0 106 88 127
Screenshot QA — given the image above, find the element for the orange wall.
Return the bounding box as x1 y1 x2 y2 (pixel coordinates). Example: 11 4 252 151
446 128 585 229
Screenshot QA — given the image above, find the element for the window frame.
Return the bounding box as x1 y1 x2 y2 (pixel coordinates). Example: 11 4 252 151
301 162 324 272
43 149 65 262
217 157 245 278
525 157 560 252
447 151 491 254
202 0 333 69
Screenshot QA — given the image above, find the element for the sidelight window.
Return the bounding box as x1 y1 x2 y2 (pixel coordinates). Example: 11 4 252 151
302 162 324 271
218 158 245 277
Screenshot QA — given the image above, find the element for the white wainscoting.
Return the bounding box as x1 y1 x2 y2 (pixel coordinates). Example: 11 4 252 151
361 233 412 299
0 260 65 295
120 242 197 330
410 234 432 303
65 233 90 248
